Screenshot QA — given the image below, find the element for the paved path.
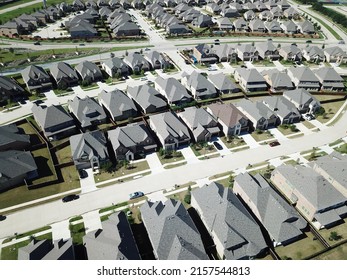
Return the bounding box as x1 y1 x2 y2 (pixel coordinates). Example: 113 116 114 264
311 120 327 131
50 220 70 241
0 0 41 14
295 122 314 135
82 210 102 234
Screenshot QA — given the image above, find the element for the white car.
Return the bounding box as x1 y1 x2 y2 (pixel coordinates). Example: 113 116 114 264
302 113 314 121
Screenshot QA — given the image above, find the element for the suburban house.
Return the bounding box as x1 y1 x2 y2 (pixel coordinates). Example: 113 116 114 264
233 68 268 92
75 60 103 83
282 88 320 114
113 21 141 37
287 66 321 91
207 103 250 136
18 239 75 260
0 150 38 191
259 10 273 21
234 172 307 246
50 62 80 88
302 46 325 63
256 40 280 60
283 7 300 19
83 212 141 260
154 76 193 106
149 111 191 150
249 19 266 33
235 99 278 130
313 67 345 91
265 20 282 33
217 17 233 30
297 20 315 34
311 152 347 198
127 84 167 114
123 52 152 73
262 69 294 92
235 44 259 61
221 7 240 18
279 44 302 61
166 23 191 35
31 104 76 140
181 71 217 100
144 51 171 69
21 65 52 92
208 73 240 94
69 20 98 38
140 199 209 260
233 18 248 31
324 47 347 64
280 20 298 34
206 3 221 14
262 96 301 124
108 121 157 161
70 130 108 171
0 76 26 103
67 96 107 129
0 124 30 151
179 107 220 142
193 44 219 64
192 14 214 28
244 10 256 21
271 165 347 229
101 57 130 77
98 89 138 121
191 182 268 260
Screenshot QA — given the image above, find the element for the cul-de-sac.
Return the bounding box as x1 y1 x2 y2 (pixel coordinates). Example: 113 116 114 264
1 0 347 261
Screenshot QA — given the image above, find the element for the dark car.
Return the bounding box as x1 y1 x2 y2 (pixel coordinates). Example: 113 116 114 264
0 215 6 221
78 169 88 179
269 141 280 147
129 191 144 200
213 141 223 150
62 194 79 203
34 41 41 45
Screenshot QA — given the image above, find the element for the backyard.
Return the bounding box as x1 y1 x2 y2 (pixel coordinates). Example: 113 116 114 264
55 145 72 164
318 218 347 246
313 242 347 260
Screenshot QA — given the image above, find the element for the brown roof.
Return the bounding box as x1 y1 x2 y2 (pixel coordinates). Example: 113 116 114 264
208 103 248 127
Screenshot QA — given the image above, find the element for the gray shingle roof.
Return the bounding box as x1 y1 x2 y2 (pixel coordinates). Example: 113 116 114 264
154 76 192 104
140 199 208 260
288 66 320 83
75 60 103 81
21 65 51 84
282 88 319 108
313 67 344 83
68 96 106 128
83 212 141 260
235 99 276 121
50 62 79 84
263 96 300 120
0 76 25 93
0 124 30 151
191 182 267 259
123 53 151 70
183 71 217 98
262 69 294 90
234 67 266 84
208 73 239 92
234 173 306 244
208 103 248 128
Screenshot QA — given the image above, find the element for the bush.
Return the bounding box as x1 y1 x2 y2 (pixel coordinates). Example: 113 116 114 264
184 193 191 204
315 107 326 116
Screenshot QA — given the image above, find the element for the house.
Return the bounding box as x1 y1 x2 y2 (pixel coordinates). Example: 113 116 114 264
244 10 256 21
140 199 209 260
0 21 24 37
233 18 248 31
271 165 347 229
154 76 192 106
221 7 240 18
98 89 138 121
123 52 151 73
166 23 191 35
18 239 75 260
262 96 301 124
262 69 294 92
149 111 191 150
302 46 325 63
213 44 236 62
265 20 282 33
180 8 200 23
69 20 98 38
67 96 107 129
233 68 267 92
31 104 76 140
235 99 278 130
249 19 266 33
208 73 240 94
192 14 214 28
234 172 307 246
0 76 25 103
50 62 79 89
127 84 167 114
256 40 280 60
270 6 283 19
287 66 321 91
206 3 221 14
280 20 297 34
207 103 250 136
216 17 233 30
278 0 290 10
144 51 171 69
313 67 345 91
283 7 300 20
181 71 217 100
101 57 130 78
108 121 157 161
282 88 320 114
73 0 86 10
113 22 141 36
191 182 268 260
193 44 219 64
258 10 273 21
279 44 302 61
297 20 315 34
70 130 108 171
179 107 220 142
0 124 30 151
83 212 140 260
311 152 347 198
75 61 103 83
0 150 38 191
235 44 259 61
21 65 52 92
324 47 347 64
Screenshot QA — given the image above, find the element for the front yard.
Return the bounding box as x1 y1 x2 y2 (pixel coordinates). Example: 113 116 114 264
156 151 185 165
69 222 85 245
316 100 346 123
190 143 217 157
277 124 300 136
220 136 246 149
251 130 275 142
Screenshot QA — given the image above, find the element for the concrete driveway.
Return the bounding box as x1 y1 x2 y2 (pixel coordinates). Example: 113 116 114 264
50 220 71 241
146 152 164 174
212 138 231 156
179 146 199 164
80 168 97 194
268 128 288 142
240 134 261 149
295 122 314 135
311 120 327 131
82 210 102 234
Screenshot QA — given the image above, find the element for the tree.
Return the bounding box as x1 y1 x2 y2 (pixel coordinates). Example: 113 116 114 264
140 48 143 54
110 52 115 58
57 80 68 91
329 231 341 241
9 47 14 54
125 50 128 56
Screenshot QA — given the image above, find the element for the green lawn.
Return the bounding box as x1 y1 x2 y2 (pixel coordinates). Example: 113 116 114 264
80 83 99 91
190 143 217 157
94 160 150 183
303 151 328 161
251 130 275 142
329 139 345 147
69 222 85 245
302 120 316 129
220 136 246 149
313 242 347 260
319 218 347 246
164 161 187 169
287 133 304 139
277 124 300 136
335 143 347 154
316 100 346 123
3 226 51 244
284 159 299 166
156 152 184 165
55 145 72 164
209 171 233 181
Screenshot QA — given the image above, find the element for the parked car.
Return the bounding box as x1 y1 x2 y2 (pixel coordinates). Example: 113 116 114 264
302 113 315 121
129 191 144 199
213 141 223 150
269 141 280 147
62 194 79 203
33 41 41 45
78 169 88 179
0 215 6 221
